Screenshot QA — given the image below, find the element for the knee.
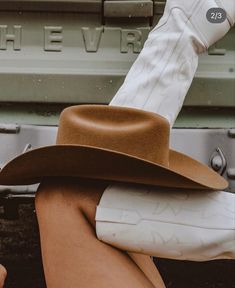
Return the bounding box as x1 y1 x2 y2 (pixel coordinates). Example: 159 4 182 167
35 177 107 222
35 178 68 213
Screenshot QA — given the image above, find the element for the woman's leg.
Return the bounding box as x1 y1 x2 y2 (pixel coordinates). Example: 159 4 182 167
35 178 165 288
127 253 165 288
0 264 7 288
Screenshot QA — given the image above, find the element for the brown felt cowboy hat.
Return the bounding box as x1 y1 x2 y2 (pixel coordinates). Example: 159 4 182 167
0 105 228 190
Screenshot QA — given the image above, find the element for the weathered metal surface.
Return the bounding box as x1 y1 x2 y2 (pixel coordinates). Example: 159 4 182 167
0 124 20 134
0 0 102 13
104 0 154 18
174 108 235 129
0 1 234 106
0 104 234 128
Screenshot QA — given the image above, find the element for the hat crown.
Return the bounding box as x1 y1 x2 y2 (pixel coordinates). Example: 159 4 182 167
56 105 170 166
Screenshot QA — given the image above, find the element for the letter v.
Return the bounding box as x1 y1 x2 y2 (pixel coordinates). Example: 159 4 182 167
82 27 103 52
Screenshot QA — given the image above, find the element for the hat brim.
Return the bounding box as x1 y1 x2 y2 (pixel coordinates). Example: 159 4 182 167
0 144 228 190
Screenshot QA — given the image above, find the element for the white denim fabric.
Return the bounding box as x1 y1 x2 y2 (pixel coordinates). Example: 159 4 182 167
95 0 235 261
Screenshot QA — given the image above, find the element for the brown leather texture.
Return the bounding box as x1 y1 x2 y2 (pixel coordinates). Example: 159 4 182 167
0 105 228 190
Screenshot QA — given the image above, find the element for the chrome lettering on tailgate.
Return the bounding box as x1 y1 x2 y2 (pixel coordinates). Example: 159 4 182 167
82 27 103 52
44 26 63 52
0 24 149 53
0 25 22 50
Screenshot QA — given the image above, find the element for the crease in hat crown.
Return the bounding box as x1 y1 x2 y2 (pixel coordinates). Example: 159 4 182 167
56 105 170 166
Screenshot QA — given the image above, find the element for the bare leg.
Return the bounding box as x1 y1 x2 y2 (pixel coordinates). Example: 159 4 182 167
35 178 165 288
127 253 165 288
0 264 7 288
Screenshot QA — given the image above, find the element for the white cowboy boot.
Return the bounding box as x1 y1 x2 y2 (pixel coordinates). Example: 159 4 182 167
110 0 234 126
95 0 235 261
96 185 235 261
217 0 235 26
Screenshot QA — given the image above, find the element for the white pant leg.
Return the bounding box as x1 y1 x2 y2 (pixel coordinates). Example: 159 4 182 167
96 184 235 261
